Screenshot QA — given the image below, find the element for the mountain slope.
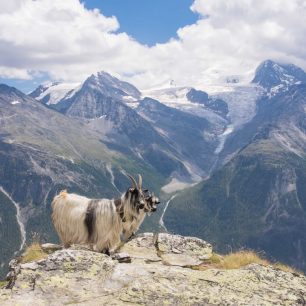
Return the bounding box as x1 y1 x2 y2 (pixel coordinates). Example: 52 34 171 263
137 97 219 177
31 73 238 183
62 78 192 179
165 83 306 272
32 73 223 181
0 84 164 278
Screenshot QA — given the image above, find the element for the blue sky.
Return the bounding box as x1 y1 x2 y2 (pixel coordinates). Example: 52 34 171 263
1 0 198 92
83 0 198 46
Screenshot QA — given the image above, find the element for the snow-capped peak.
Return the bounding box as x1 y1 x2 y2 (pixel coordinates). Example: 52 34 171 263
85 70 141 99
252 60 306 92
30 81 81 105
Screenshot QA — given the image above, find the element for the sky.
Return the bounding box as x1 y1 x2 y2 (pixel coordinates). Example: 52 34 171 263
0 0 306 93
83 0 198 46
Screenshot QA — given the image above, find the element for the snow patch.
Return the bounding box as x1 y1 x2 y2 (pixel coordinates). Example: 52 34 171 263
123 95 139 108
142 87 191 107
214 124 234 154
37 82 81 105
210 85 263 128
142 83 263 130
11 100 20 105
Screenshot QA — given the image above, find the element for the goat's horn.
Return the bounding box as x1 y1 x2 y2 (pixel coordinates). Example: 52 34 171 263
127 174 137 189
138 174 142 190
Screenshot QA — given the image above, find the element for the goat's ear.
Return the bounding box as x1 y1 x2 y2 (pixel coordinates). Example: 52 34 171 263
143 189 149 193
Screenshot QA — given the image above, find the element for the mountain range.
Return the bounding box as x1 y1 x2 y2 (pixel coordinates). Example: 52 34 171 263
0 59 305 276
165 61 306 272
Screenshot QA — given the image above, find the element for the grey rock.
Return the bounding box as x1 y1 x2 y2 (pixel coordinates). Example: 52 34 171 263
20 262 39 271
111 252 131 263
157 233 213 267
41 243 62 253
1 233 306 305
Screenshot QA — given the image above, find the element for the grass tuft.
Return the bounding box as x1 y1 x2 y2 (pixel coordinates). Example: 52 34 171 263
198 250 303 275
0 280 8 288
273 262 302 275
218 250 269 270
21 243 48 264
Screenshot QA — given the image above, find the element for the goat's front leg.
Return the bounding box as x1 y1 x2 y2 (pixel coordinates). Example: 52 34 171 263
125 231 136 242
102 248 110 256
128 231 136 241
122 228 135 242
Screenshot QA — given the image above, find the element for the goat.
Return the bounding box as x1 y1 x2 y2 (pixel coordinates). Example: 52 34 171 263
122 190 161 241
51 174 146 253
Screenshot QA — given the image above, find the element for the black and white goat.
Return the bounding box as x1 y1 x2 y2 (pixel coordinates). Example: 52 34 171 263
51 174 146 253
122 190 161 241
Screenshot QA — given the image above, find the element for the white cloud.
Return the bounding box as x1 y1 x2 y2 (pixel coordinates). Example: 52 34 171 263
0 0 24 14
0 0 305 89
0 0 147 81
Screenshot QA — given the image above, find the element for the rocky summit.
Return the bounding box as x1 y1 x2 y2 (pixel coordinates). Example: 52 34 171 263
1 233 306 306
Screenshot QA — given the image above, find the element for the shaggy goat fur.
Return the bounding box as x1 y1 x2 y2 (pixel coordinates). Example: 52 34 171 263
52 175 146 253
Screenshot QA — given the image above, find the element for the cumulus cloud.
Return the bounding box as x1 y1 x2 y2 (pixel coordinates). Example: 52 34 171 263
0 0 149 82
0 0 306 89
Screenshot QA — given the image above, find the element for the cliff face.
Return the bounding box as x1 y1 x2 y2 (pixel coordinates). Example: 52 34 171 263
1 233 306 305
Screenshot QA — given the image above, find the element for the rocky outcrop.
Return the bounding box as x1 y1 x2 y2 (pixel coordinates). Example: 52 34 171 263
1 233 306 305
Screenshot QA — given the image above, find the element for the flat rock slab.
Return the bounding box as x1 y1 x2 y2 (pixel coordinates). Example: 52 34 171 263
157 233 212 267
119 233 161 262
41 243 62 253
120 232 212 267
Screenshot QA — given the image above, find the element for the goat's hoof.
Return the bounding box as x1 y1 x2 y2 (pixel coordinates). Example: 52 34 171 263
102 249 110 256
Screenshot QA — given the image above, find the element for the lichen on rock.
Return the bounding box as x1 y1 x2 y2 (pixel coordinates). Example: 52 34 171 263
1 233 306 305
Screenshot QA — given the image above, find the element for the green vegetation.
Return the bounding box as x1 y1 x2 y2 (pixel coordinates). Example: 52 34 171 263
0 280 8 288
166 149 306 273
21 243 48 264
